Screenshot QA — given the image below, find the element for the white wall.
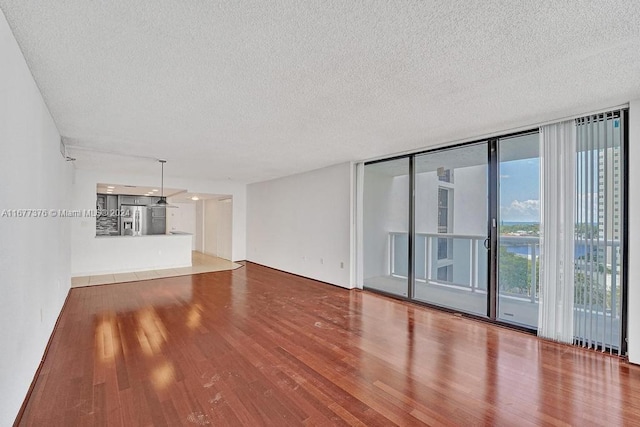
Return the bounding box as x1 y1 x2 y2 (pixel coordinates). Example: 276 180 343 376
166 202 196 250
0 11 73 425
247 163 352 288
71 169 247 275
627 100 640 363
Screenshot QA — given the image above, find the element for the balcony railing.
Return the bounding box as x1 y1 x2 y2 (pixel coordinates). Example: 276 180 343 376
388 232 620 348
390 232 489 292
389 232 620 300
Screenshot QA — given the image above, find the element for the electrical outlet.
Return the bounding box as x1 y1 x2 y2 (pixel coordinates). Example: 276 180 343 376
340 262 344 269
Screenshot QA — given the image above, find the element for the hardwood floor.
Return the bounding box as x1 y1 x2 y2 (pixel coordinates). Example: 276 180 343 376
18 263 640 426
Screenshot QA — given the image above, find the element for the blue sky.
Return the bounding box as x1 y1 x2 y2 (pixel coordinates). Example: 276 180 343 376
499 158 540 223
498 153 601 223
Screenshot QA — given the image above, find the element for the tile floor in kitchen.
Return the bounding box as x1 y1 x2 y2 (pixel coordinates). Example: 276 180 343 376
71 251 242 287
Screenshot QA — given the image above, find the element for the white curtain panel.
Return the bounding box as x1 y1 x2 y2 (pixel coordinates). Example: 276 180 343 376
538 121 576 343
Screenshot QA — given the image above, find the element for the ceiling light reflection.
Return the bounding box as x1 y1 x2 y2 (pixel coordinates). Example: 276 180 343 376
95 314 119 362
136 308 168 357
187 304 202 330
151 360 175 391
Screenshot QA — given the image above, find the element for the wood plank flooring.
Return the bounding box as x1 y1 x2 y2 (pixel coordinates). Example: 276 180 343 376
18 263 640 426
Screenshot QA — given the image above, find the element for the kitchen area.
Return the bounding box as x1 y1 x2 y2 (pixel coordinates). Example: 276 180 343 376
70 176 238 279
96 192 167 236
72 183 195 278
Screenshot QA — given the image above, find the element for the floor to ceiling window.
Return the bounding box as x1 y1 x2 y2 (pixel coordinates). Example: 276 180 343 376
413 143 489 317
497 132 540 329
360 109 627 354
362 157 410 298
574 111 624 352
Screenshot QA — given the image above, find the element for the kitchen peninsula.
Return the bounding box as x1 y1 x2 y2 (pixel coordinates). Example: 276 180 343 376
85 232 193 276
70 187 193 277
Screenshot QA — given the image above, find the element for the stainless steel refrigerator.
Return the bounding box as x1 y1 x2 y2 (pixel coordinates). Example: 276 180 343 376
121 205 166 236
121 205 150 236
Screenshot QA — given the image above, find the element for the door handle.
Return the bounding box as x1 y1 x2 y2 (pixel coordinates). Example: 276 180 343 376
483 237 490 250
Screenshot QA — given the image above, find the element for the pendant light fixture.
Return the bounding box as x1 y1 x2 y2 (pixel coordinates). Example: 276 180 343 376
151 159 178 208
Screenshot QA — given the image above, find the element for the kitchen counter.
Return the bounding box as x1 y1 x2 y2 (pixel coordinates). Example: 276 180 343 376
95 232 192 238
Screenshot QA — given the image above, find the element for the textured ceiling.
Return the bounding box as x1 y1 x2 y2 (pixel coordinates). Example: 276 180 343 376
1 1 640 183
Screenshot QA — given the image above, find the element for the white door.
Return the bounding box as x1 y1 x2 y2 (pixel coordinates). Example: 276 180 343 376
203 198 233 260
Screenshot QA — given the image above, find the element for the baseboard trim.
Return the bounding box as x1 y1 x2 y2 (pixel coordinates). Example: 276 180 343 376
244 261 354 290
13 288 72 427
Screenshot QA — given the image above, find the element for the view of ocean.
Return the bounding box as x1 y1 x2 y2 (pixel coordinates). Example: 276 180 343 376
501 221 592 259
505 244 589 259
501 221 538 226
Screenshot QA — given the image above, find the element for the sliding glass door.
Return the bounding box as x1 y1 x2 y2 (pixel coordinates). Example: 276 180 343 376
361 110 626 354
497 132 540 328
363 157 410 297
413 143 489 316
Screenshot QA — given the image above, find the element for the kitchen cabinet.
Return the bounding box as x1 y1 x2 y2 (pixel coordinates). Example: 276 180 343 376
151 207 166 218
119 196 135 205
119 196 150 205
96 194 106 211
151 216 166 234
106 195 118 213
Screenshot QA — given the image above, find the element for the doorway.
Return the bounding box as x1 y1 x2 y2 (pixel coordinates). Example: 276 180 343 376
167 193 233 260
412 142 489 316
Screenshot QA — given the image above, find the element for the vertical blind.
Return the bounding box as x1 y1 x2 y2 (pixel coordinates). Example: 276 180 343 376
574 110 624 354
538 121 576 344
